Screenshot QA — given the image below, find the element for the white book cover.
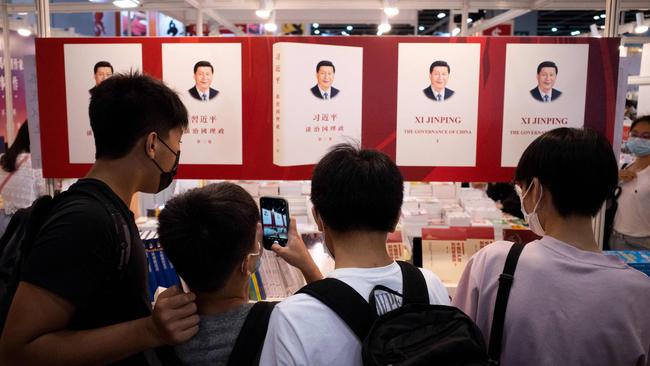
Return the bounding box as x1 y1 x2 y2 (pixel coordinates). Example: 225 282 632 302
162 43 243 165
501 44 589 167
64 44 142 163
273 43 363 166
396 43 481 167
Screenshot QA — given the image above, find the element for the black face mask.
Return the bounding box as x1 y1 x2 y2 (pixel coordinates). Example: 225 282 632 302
148 137 180 193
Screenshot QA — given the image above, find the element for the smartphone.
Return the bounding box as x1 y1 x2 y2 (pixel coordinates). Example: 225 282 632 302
260 196 290 250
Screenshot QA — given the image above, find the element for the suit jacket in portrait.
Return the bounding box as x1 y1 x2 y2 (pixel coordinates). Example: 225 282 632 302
189 87 219 101
423 87 454 101
311 85 339 100
530 87 561 102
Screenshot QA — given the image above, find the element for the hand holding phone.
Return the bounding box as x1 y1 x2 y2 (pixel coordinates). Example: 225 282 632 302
260 196 290 250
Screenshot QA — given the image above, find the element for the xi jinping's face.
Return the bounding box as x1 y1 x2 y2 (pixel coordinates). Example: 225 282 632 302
316 66 335 91
194 66 214 91
536 67 557 93
429 66 449 92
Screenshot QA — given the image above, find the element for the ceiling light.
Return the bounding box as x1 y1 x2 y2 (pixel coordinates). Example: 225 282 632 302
467 18 473 23
551 27 558 32
346 25 353 31
17 28 32 37
113 0 139 8
18 12 28 15
634 12 648 34
377 31 383 36
599 25 605 29
378 22 391 33
593 15 600 20
255 9 271 19
341 31 349 36
599 14 606 19
384 7 399 17
570 30 581 36
437 12 446 19
418 25 425 31
451 27 461 36
264 22 278 32
312 23 319 29
314 29 321 35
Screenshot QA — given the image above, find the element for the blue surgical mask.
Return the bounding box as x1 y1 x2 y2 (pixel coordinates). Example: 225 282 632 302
625 137 650 157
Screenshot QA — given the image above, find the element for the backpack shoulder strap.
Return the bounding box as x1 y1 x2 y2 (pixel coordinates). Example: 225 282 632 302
396 261 429 305
227 301 278 366
297 278 373 341
488 242 525 363
64 185 132 276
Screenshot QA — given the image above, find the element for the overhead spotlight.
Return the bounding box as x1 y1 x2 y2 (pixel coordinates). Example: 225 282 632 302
314 29 321 35
378 22 391 33
551 27 558 32
599 25 605 29
17 12 28 15
384 7 399 17
593 15 600 20
634 12 648 34
113 0 139 8
451 27 460 36
418 25 425 31
377 31 384 36
467 18 473 23
570 30 581 36
341 31 349 36
347 25 353 31
437 12 446 19
264 22 278 32
17 28 32 37
255 9 271 19
599 14 606 19
312 23 319 29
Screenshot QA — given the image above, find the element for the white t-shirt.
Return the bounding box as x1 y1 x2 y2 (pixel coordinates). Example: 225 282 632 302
0 153 46 215
259 261 450 366
613 164 650 237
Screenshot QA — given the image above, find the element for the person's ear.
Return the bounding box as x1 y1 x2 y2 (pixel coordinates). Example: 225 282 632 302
312 207 324 232
144 132 158 159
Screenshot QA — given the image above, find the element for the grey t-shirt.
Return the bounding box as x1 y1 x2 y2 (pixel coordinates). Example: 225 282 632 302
174 303 254 366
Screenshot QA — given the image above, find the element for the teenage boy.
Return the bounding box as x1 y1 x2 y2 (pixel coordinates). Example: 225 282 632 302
157 182 322 365
260 143 450 366
0 73 199 365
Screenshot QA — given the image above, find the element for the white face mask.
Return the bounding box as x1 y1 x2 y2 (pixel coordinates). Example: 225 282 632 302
515 180 546 236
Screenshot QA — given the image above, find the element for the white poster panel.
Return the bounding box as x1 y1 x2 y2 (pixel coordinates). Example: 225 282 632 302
64 44 142 163
273 43 363 166
501 44 589 167
637 43 650 117
396 43 481 167
162 43 243 165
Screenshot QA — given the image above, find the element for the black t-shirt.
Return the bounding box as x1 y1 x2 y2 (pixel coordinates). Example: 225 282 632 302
22 179 150 365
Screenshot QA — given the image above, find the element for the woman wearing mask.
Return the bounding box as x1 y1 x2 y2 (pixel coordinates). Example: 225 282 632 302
453 128 650 366
610 115 650 250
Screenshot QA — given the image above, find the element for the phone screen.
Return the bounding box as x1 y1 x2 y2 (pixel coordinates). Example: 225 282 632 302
260 196 290 250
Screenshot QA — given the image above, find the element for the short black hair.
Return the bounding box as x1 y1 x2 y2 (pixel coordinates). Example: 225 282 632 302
89 72 188 159
537 61 558 74
311 143 403 233
193 61 213 74
514 128 617 217
158 182 260 293
630 115 650 131
429 60 450 74
93 61 113 74
316 60 335 73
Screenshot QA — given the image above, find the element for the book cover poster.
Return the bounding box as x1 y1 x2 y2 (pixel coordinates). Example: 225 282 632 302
64 44 142 163
162 43 243 165
501 44 589 167
273 43 363 166
396 43 481 167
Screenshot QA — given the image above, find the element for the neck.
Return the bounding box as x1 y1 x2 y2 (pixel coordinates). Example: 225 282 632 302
632 155 650 170
85 159 141 205
543 214 600 253
328 230 393 269
320 86 330 92
432 86 444 94
197 86 209 94
194 276 249 315
539 86 551 94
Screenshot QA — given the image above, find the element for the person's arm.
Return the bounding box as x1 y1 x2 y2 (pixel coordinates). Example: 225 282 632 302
272 220 323 283
0 283 198 366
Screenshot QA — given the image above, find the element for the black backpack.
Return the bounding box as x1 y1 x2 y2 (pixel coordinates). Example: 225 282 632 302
0 183 132 335
297 255 524 366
